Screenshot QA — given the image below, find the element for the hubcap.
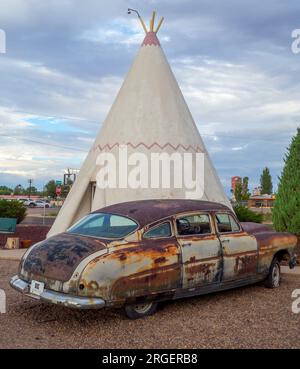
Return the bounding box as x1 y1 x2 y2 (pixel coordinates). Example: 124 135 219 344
133 302 153 314
272 263 280 287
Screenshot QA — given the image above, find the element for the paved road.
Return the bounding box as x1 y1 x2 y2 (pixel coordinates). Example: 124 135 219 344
1 260 300 349
20 207 60 225
25 208 60 216
21 216 55 226
0 249 26 261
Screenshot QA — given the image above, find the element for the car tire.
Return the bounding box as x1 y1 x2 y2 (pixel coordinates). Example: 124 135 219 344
264 257 281 288
124 301 158 319
29 203 35 208
45 204 49 208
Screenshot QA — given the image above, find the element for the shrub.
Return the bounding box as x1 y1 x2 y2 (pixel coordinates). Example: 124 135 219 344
234 204 263 223
0 199 27 224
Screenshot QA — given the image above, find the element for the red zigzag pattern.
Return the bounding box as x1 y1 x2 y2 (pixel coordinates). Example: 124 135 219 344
93 142 205 153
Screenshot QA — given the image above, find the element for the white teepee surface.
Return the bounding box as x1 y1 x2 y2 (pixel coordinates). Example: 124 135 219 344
48 15 230 237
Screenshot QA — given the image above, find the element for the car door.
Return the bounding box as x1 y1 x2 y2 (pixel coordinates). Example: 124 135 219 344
214 212 258 281
175 212 222 289
124 221 181 296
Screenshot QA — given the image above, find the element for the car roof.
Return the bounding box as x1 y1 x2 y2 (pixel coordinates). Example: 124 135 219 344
94 199 231 227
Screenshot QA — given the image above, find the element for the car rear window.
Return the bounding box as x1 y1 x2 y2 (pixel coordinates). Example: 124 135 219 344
67 213 138 239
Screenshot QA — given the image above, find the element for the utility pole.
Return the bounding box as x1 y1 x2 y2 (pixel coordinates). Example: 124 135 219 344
28 179 33 199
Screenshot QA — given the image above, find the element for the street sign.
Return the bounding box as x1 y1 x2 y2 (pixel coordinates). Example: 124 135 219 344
55 180 62 185
55 186 62 197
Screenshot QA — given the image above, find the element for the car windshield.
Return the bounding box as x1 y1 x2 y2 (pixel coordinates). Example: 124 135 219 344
67 213 138 239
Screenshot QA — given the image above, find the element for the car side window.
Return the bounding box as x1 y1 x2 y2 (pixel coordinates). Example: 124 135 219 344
176 214 211 236
144 222 172 239
215 213 240 233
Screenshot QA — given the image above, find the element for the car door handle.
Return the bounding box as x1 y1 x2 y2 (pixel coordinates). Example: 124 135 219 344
221 239 230 243
182 242 192 247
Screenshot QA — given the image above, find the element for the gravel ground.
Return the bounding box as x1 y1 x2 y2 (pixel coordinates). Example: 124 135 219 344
0 260 300 349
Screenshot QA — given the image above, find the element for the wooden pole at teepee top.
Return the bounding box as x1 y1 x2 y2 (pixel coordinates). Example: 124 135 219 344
150 11 156 32
138 15 148 34
128 9 164 34
155 17 164 33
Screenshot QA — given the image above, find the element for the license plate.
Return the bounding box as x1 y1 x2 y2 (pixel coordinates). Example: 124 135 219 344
30 280 44 296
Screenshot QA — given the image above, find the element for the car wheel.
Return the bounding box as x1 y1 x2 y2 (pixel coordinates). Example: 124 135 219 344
124 301 158 319
29 203 35 208
45 204 49 208
265 257 281 288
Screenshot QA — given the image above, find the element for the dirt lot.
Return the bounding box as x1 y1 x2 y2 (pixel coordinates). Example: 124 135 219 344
0 260 299 349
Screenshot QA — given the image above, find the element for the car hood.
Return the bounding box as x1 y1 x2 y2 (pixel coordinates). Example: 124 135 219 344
20 233 107 282
241 222 273 234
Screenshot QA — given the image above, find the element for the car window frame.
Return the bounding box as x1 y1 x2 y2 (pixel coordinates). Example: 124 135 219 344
214 212 242 234
174 212 214 237
143 221 173 240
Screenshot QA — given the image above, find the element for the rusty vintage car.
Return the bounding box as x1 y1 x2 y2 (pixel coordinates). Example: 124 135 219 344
10 199 298 319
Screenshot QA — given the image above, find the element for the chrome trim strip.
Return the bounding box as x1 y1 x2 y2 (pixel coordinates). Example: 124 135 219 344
10 275 105 310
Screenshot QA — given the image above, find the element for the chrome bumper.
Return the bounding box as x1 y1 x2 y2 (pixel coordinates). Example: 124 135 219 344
10 275 106 310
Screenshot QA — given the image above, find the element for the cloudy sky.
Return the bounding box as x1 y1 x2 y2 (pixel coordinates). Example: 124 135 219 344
0 0 299 195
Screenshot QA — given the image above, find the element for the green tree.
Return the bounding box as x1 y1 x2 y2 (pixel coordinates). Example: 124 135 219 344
241 176 251 200
0 186 13 195
25 186 37 195
234 177 250 201
45 180 56 198
272 128 300 236
13 184 24 195
234 182 243 202
260 167 273 194
61 184 71 198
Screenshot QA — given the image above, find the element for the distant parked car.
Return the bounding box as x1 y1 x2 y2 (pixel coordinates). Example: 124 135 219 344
24 200 51 208
35 200 52 208
10 199 298 319
23 200 36 207
17 198 30 203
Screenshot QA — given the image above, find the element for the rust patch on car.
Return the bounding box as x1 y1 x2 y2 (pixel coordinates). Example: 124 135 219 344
185 262 214 277
88 281 99 290
110 264 181 300
119 253 127 261
154 256 167 264
234 254 257 275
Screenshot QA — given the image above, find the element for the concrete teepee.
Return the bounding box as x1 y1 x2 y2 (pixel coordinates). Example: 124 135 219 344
48 11 230 237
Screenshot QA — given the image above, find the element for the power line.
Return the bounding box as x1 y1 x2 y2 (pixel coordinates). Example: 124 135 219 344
0 131 292 154
2 107 297 143
200 133 292 143
0 134 88 152
11 108 100 125
0 132 291 171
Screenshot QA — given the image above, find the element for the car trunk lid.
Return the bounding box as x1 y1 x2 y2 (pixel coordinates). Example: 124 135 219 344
21 233 108 282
